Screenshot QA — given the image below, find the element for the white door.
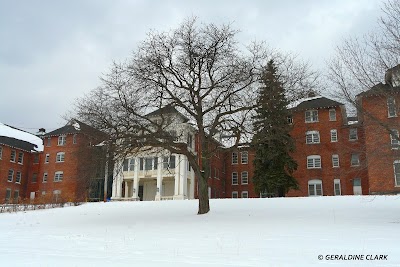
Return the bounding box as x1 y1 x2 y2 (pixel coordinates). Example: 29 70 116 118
353 178 362 195
30 192 35 200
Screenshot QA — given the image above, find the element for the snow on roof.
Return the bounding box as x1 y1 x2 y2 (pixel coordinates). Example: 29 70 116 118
72 122 81 131
287 96 323 109
348 120 359 125
0 122 44 152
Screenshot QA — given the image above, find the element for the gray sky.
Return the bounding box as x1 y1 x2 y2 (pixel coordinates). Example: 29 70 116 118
0 0 382 133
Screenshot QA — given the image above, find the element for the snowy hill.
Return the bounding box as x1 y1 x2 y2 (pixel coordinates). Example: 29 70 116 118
0 196 399 266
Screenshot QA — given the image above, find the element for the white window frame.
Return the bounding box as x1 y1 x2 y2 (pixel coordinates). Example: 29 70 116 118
305 110 318 123
351 154 360 166
241 151 248 164
45 154 50 163
232 172 238 185
15 171 22 184
308 179 323 196
329 109 337 121
307 155 321 169
306 131 320 144
332 154 340 168
334 179 341 195
241 171 248 185
10 150 16 162
7 169 14 182
349 128 358 141
330 129 338 142
390 129 399 149
58 135 66 146
43 173 48 183
5 188 11 203
56 152 65 162
232 191 239 198
54 171 63 182
232 152 238 164
241 191 249 198
394 160 400 187
387 96 397 118
17 152 23 164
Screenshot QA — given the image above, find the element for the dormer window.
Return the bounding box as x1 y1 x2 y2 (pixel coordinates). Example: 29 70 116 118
305 110 318 123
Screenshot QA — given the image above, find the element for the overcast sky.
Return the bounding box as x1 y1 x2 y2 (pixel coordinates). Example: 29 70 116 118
0 0 382 133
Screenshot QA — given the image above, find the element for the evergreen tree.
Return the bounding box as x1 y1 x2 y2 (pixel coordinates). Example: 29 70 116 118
252 60 299 197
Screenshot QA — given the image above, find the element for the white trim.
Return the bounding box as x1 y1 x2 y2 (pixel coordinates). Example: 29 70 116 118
307 155 321 169
232 191 238 198
306 131 320 144
334 179 341 195
329 109 337 121
308 179 323 196
305 110 319 123
330 129 338 142
332 154 339 168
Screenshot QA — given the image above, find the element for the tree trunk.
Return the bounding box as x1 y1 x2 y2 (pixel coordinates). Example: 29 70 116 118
197 173 210 214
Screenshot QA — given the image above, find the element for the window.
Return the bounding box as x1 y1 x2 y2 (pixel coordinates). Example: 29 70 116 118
10 150 16 162
7 169 14 182
58 135 66 146
387 96 397 117
241 191 249 198
332 154 340 168
145 158 153 170
241 151 248 164
351 154 360 166
334 179 341 196
139 158 144 170
349 128 358 140
0 146 2 159
16 171 22 183
73 134 77 144
13 190 19 203
33 154 39 164
123 159 129 171
54 171 63 182
47 137 51 146
43 173 48 183
390 130 399 149
330 129 338 142
241 171 248 184
394 160 400 186
5 189 11 203
307 155 321 169
163 155 176 169
329 109 337 121
187 134 193 149
232 191 238 198
32 173 37 183
17 152 24 164
287 116 293 124
214 168 219 179
305 110 318 123
308 179 323 196
56 152 65 162
232 172 238 185
53 190 61 203
45 154 50 163
232 152 238 164
129 158 135 171
306 131 320 144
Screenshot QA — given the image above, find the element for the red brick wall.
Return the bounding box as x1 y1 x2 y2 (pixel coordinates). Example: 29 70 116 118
361 94 400 194
0 145 34 203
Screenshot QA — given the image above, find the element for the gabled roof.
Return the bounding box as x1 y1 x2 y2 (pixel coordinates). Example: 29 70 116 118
42 119 106 138
289 96 343 110
0 136 38 152
146 105 189 122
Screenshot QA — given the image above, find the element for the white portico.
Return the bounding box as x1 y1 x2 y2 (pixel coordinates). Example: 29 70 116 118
111 153 195 201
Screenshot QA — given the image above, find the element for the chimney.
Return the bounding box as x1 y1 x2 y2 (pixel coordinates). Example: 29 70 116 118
37 128 46 135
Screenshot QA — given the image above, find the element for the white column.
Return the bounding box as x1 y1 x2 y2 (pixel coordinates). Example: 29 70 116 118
179 155 188 199
189 167 195 199
174 154 180 198
124 181 129 199
132 157 140 201
155 156 163 201
112 160 122 200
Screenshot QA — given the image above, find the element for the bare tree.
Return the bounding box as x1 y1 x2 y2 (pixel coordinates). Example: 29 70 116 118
74 18 318 214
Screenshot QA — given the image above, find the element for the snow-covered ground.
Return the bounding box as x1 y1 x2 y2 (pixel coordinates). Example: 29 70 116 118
1 196 399 266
